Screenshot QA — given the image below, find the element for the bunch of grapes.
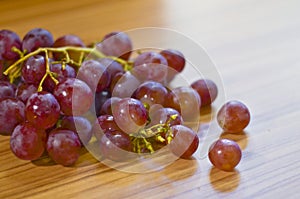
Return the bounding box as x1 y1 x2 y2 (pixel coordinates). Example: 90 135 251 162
0 28 250 171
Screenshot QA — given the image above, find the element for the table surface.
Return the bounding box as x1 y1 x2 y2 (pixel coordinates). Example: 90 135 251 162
1 0 300 198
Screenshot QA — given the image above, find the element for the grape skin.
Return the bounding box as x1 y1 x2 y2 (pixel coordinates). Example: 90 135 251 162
0 29 22 61
100 97 121 115
10 122 46 160
92 115 121 141
15 83 37 103
168 125 199 159
132 81 168 107
0 98 25 135
0 80 16 99
60 116 92 145
21 55 46 85
160 49 185 73
191 79 218 107
77 60 111 92
53 78 93 116
99 129 132 162
26 91 60 129
47 129 81 166
112 98 148 134
208 139 242 171
217 100 250 133
22 28 54 53
98 31 133 60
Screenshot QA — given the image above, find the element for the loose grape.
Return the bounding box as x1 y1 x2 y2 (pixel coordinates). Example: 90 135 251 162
208 139 242 171
0 29 22 61
53 78 93 116
10 122 46 160
0 98 25 135
47 129 81 166
168 125 199 159
217 100 250 133
191 79 218 107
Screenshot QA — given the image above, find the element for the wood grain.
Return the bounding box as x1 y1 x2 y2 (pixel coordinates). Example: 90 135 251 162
1 0 300 198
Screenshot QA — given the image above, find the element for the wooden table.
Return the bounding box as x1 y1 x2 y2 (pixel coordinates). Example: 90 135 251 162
1 0 299 198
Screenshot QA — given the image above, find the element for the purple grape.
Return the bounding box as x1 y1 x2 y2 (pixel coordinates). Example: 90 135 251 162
132 51 168 83
47 129 81 166
94 90 111 116
0 29 22 61
97 57 125 79
15 83 37 103
77 60 111 92
100 97 121 115
110 72 141 98
132 81 168 107
60 116 92 145
99 130 132 161
0 98 25 135
10 122 46 160
22 28 54 53
0 80 16 99
191 79 218 107
112 98 148 134
160 49 185 72
53 34 85 61
43 63 76 92
93 115 121 141
26 91 60 129
53 78 93 116
97 31 133 60
21 55 46 85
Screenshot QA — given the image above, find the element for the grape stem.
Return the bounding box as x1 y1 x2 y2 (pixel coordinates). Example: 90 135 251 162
130 114 178 154
3 46 133 90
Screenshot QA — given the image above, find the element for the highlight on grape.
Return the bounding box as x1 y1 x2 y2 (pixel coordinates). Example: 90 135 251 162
0 27 250 173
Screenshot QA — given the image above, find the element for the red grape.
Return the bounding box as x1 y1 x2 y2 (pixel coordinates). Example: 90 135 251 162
0 29 22 61
43 63 76 92
99 129 132 161
148 107 183 127
0 98 25 135
77 60 111 92
132 81 168 107
92 114 121 141
160 49 185 73
52 34 85 62
132 51 168 83
191 79 218 107
217 100 250 133
97 57 125 79
22 28 54 53
10 122 46 160
97 31 133 60
208 139 242 171
94 90 111 116
100 97 121 115
0 80 16 99
47 129 81 166
112 98 148 134
60 116 92 145
168 125 199 159
26 91 60 129
53 78 93 116
15 83 37 103
21 55 46 85
110 72 141 98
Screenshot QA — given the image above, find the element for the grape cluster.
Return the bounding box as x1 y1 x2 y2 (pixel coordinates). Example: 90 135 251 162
0 28 250 170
